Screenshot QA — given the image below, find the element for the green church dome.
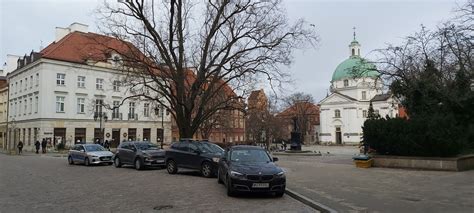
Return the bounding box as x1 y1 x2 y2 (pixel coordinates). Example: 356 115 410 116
331 56 379 82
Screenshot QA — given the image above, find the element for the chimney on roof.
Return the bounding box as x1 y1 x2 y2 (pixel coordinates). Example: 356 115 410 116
55 22 89 42
5 54 21 73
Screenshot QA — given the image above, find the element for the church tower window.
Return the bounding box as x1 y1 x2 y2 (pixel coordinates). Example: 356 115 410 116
335 110 341 118
362 91 366 100
344 80 349 87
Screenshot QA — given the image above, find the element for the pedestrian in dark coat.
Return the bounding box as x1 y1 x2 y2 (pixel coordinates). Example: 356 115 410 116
41 139 47 153
17 141 24 155
34 141 40 154
104 140 110 150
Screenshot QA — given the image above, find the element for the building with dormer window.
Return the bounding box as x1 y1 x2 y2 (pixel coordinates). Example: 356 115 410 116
5 23 171 151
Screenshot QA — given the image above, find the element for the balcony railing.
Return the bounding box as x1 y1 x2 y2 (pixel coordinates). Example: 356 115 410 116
112 112 122 120
128 113 138 120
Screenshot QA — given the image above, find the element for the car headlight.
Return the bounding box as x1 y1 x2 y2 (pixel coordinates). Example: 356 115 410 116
90 155 98 158
144 157 150 161
212 157 220 163
230 171 246 179
276 171 285 178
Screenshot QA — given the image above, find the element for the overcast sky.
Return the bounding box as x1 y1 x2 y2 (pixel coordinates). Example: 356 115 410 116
0 0 464 102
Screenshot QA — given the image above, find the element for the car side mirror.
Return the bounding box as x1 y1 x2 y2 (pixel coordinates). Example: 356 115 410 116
194 150 201 155
80 150 85 153
272 157 279 162
131 147 137 152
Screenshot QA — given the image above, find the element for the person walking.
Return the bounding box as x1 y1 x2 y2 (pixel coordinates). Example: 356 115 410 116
104 140 110 150
17 141 24 155
34 140 40 154
41 138 47 153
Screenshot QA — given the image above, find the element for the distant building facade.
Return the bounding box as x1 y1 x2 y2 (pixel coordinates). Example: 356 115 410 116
5 23 172 151
0 77 7 150
318 35 400 145
277 101 320 144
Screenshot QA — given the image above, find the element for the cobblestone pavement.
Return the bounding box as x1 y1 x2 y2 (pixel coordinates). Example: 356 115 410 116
0 154 314 213
277 151 474 213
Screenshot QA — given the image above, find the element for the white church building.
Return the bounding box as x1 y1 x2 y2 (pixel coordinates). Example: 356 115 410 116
319 34 400 145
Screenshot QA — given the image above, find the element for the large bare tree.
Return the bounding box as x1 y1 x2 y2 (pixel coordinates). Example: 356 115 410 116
96 0 318 138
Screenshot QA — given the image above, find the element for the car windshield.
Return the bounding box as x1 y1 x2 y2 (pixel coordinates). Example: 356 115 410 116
199 142 224 154
84 144 106 152
230 149 271 163
135 143 159 150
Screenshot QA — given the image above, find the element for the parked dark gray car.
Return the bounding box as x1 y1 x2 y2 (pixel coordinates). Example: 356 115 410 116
165 140 224 177
113 141 165 170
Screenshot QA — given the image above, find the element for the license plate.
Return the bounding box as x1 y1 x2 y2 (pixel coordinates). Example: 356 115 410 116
252 183 269 188
103 158 110 160
156 160 165 163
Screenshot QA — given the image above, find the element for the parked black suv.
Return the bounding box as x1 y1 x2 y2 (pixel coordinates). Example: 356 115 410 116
217 145 286 197
165 140 224 177
113 141 165 170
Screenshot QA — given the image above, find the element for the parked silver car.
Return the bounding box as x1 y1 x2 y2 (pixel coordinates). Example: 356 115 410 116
68 144 114 166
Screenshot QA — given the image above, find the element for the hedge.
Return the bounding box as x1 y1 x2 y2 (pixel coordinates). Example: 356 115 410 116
362 114 470 157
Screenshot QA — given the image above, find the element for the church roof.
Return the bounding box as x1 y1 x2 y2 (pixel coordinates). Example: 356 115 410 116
371 93 391 102
332 56 379 82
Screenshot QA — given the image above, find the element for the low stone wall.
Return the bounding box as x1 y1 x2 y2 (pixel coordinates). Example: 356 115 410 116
372 154 474 171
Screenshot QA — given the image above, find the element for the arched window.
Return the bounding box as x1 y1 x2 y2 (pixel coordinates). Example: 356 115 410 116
352 49 355 56
344 80 349 87
335 109 341 118
358 49 360 56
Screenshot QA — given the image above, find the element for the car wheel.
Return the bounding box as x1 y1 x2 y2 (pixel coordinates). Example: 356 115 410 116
68 156 74 165
201 162 213 178
114 156 122 168
84 157 90 166
135 158 143 170
275 191 285 197
217 169 223 184
226 175 235 197
166 160 178 174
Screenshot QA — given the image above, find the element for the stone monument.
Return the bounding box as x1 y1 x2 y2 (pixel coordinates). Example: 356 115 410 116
290 117 302 151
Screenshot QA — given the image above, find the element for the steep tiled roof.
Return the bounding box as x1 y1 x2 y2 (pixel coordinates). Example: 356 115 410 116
248 89 264 100
40 31 142 64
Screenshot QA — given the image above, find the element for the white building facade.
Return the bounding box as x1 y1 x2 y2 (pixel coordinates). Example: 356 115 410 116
6 23 172 151
319 36 400 145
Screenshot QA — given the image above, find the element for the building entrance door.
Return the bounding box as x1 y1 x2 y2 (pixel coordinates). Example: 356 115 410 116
112 129 120 148
335 127 342 144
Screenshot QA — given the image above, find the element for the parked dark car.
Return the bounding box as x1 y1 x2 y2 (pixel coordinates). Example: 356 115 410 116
165 140 224 177
113 141 165 170
217 145 286 197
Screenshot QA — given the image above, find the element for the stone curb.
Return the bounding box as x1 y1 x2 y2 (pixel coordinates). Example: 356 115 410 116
273 152 322 156
285 188 337 213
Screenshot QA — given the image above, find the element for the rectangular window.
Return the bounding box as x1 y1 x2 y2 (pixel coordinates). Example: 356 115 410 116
24 99 27 115
113 81 120 92
15 82 18 94
35 96 38 113
362 91 367 100
29 97 33 114
144 103 149 117
25 78 28 90
19 101 22 116
112 101 120 119
95 99 103 113
30 76 33 89
96 78 104 90
19 80 22 92
77 76 85 88
56 96 65 112
36 73 39 87
77 98 85 113
129 102 136 119
14 102 17 116
57 73 65 86
363 110 367 118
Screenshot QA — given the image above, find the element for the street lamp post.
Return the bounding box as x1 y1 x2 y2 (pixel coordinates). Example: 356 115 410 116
94 112 108 144
155 105 165 149
9 118 16 154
